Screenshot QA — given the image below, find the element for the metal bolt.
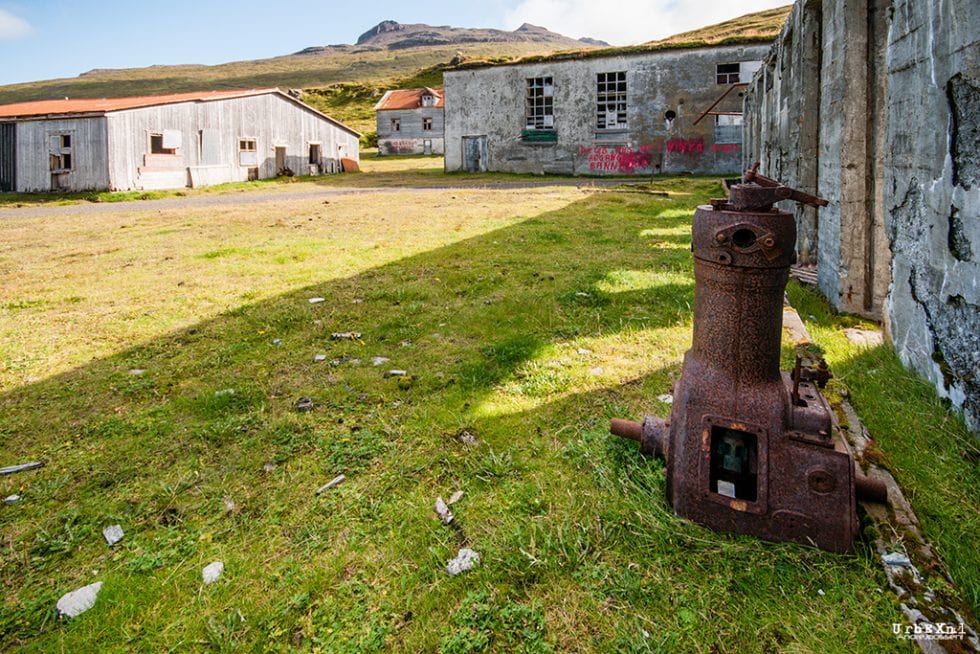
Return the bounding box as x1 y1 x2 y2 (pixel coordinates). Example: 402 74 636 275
715 233 728 243
762 236 775 248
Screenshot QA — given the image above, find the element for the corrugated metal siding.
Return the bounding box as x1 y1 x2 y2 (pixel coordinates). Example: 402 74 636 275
106 94 360 191
12 117 109 192
0 123 15 192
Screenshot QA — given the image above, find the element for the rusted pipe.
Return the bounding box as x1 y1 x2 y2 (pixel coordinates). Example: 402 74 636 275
611 416 667 458
855 474 888 503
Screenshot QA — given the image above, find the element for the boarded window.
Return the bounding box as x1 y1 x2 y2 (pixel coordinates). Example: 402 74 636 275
391 118 401 132
596 71 627 129
239 138 257 166
150 133 176 155
48 132 73 171
422 117 433 131
525 77 554 130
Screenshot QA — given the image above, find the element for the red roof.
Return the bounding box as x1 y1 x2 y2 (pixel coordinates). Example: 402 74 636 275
0 88 281 119
375 87 444 111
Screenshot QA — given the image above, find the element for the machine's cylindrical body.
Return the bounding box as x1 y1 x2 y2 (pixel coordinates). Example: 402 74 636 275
611 183 874 553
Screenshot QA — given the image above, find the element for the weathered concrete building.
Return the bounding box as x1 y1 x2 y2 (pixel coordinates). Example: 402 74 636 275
0 89 360 192
443 43 770 175
743 0 980 431
375 88 444 156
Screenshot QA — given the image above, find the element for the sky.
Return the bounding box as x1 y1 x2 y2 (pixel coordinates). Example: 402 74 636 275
0 0 789 86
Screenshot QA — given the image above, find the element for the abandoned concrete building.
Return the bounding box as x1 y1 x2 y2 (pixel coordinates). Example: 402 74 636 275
374 88 444 156
443 42 771 175
743 0 980 431
0 89 360 192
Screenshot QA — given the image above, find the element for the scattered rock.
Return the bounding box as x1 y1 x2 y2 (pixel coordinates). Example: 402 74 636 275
102 524 124 546
214 388 235 397
313 354 328 362
817 589 826 596
657 394 674 404
446 548 480 576
222 496 237 514
434 497 454 524
371 356 391 366
309 297 325 304
352 298 363 304
576 348 592 355
457 430 478 446
331 332 362 340
202 561 224 584
0 461 44 475
272 338 283 346
315 474 346 494
843 328 884 347
448 490 464 505
128 368 146 376
4 495 21 504
296 397 314 412
384 369 407 378
399 340 413 348
57 581 103 618
262 463 276 473
882 552 912 568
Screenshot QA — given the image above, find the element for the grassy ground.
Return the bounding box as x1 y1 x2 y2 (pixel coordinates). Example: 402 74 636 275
0 165 971 652
0 154 624 210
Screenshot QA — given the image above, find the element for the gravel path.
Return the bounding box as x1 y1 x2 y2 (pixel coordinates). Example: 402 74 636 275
0 178 634 219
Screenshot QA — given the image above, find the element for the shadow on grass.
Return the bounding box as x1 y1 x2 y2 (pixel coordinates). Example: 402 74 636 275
0 185 916 652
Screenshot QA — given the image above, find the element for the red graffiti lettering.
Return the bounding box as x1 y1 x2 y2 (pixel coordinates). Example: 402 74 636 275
666 138 704 154
710 143 741 153
580 145 655 174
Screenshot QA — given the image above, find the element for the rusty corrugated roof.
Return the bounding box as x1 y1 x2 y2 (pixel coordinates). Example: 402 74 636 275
0 88 280 119
375 88 444 111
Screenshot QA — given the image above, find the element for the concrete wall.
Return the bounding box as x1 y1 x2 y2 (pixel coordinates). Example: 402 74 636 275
10 117 109 192
376 108 445 155
444 44 770 176
106 93 359 190
743 0 980 432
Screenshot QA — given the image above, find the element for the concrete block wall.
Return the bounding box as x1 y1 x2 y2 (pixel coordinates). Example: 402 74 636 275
743 0 980 432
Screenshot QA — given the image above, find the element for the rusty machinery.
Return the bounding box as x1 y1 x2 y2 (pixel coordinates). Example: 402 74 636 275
611 164 886 553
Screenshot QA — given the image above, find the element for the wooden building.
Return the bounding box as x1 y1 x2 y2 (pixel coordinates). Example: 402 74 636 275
374 88 444 156
0 89 360 193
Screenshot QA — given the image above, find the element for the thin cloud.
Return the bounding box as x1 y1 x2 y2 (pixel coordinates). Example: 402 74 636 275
504 0 788 45
0 8 32 40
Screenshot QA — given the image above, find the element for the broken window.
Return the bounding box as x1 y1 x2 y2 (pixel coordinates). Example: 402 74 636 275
391 118 401 132
717 62 762 84
48 132 73 171
150 133 177 155
422 117 433 131
525 77 554 130
239 138 257 166
596 71 627 129
714 114 743 144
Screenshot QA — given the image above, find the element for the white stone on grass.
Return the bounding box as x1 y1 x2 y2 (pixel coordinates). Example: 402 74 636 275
57 581 102 618
4 494 21 504
102 524 124 546
313 354 328 362
657 394 674 404
371 356 391 366
202 561 224 584
446 548 480 576
448 490 464 505
315 474 346 494
434 497 454 524
308 297 325 304
882 552 912 568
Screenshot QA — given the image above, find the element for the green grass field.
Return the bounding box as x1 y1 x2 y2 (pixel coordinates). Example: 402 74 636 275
1 162 975 652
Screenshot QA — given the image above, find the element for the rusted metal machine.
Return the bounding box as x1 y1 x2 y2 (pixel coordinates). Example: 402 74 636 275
611 164 886 552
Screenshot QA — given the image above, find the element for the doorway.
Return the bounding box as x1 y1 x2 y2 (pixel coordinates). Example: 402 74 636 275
462 136 487 172
275 146 287 175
